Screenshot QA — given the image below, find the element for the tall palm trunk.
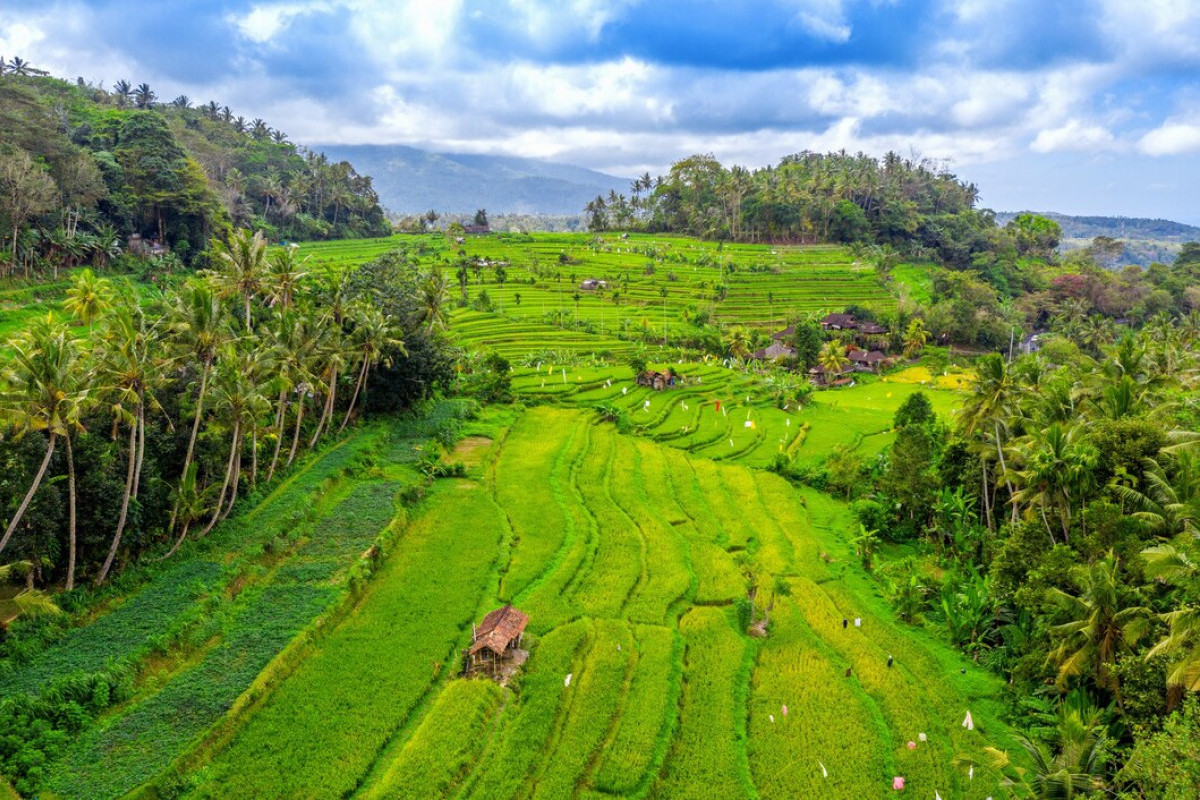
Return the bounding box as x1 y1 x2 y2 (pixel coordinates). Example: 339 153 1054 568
267 388 288 483
310 365 337 448
993 422 1018 524
160 518 191 561
980 459 993 532
0 433 57 556
244 293 253 333
132 394 146 500
221 430 243 522
183 359 212 474
288 396 305 467
201 422 240 536
96 423 138 585
339 358 370 433
250 426 258 489
65 433 77 590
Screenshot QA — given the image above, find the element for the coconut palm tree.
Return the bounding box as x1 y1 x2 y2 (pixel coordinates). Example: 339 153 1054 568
817 339 850 377
167 282 227 496
63 267 115 334
903 317 928 358
1048 555 1148 705
112 79 134 107
1141 543 1200 692
418 267 451 333
959 353 1022 527
1112 456 1200 540
338 304 404 432
208 229 267 332
726 326 751 360
0 316 89 564
94 292 169 585
264 245 308 310
159 463 212 560
1010 423 1098 543
134 82 156 108
200 344 269 534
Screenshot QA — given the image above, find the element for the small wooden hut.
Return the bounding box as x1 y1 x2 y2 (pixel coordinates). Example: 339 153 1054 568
636 370 675 390
467 605 529 675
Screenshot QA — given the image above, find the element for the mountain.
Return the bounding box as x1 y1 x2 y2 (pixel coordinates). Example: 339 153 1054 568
995 211 1200 266
314 144 631 216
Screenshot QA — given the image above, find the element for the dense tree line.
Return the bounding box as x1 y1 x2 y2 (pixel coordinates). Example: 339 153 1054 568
0 61 389 279
0 231 454 593
789 327 1200 796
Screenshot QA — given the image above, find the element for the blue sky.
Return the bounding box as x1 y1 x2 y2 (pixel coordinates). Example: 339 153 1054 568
3 0 1200 221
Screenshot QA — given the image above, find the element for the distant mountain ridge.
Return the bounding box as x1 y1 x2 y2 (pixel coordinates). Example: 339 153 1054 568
313 144 630 216
995 211 1200 242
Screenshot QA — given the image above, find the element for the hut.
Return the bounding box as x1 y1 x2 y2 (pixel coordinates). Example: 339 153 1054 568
770 325 796 341
467 605 529 675
637 370 675 390
579 278 609 291
847 348 888 373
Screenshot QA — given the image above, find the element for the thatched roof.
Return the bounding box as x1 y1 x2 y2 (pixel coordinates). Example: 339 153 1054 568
470 605 528 657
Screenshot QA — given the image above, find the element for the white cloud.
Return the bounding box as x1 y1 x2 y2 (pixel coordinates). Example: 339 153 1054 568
781 0 853 42
1031 119 1118 153
231 2 337 45
1139 122 1200 155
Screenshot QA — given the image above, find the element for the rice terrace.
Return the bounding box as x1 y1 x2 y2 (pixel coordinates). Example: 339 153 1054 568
5 13 1200 798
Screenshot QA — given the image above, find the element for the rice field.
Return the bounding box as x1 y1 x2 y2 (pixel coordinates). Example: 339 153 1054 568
292 232 896 359
134 406 1013 800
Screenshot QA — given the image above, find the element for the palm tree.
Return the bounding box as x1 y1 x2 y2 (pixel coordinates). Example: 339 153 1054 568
95 292 168 585
159 463 212 560
208 229 267 332
1010 423 1097 543
338 305 404 432
264 244 309 310
903 317 928 358
112 79 133 107
171 95 191 109
263 311 317 480
200 345 269 534
419 268 451 333
1141 544 1200 692
0 562 62 616
726 326 751 360
1112 456 1200 540
817 339 850 377
1048 555 1148 705
63 268 115 333
167 282 227 495
959 353 1021 528
851 524 880 570
0 316 89 572
134 82 156 109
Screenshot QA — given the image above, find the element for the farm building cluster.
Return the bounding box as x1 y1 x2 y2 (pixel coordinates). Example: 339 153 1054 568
752 313 892 385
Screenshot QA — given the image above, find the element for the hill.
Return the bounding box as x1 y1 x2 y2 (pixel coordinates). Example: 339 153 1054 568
313 144 630 215
0 70 388 272
995 211 1200 266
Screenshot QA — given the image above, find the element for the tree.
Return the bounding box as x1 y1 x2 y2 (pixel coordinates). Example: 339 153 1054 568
0 150 58 270
134 82 156 109
209 229 268 332
63 268 115 333
473 208 489 227
264 244 309 311
1048 555 1148 705
817 339 850 377
726 326 751 360
788 321 823 371
903 317 929 358
0 316 88 569
418 267 450 333
1010 423 1098 543
959 353 1020 528
338 304 404 431
1141 544 1200 692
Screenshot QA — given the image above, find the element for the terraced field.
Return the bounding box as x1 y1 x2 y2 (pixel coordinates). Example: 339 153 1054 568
294 233 897 359
509 359 964 469
156 407 1014 800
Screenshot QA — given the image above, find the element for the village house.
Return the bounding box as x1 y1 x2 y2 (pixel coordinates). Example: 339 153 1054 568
579 279 609 290
770 325 796 341
847 348 888 372
820 313 858 330
751 341 796 361
466 605 528 676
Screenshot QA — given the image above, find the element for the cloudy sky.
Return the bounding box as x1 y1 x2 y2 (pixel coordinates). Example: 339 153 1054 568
3 0 1200 221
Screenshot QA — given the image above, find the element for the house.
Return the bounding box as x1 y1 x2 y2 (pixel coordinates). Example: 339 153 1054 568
808 366 854 387
770 325 796 341
463 224 491 235
856 321 887 335
579 279 609 291
751 341 796 360
847 348 888 372
127 233 168 257
467 605 529 674
820 313 858 330
1019 333 1042 355
637 370 675 390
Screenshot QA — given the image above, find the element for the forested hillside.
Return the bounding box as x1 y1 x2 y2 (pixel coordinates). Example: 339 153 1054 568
0 64 389 277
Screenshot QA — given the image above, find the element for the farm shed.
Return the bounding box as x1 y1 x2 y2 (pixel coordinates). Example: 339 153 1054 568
579 279 609 290
637 370 675 390
770 325 795 341
847 348 888 372
467 605 529 674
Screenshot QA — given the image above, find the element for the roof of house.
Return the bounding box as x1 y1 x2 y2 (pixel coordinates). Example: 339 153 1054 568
856 322 887 334
820 313 858 327
752 342 796 360
848 349 887 363
770 325 796 341
470 605 529 656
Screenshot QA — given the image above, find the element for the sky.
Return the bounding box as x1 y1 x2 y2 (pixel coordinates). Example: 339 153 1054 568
3 0 1200 222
